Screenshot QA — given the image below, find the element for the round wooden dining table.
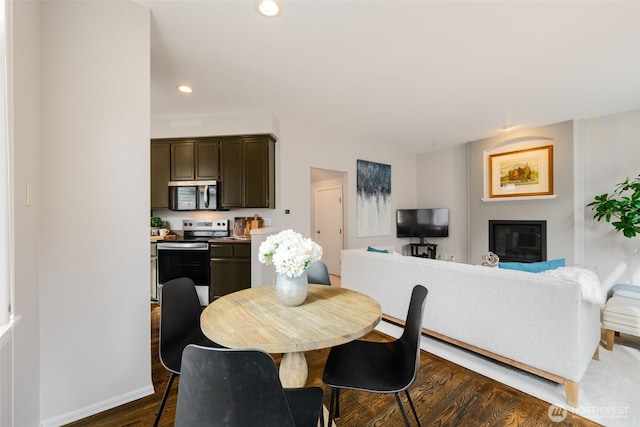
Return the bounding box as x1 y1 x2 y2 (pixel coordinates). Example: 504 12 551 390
201 284 382 387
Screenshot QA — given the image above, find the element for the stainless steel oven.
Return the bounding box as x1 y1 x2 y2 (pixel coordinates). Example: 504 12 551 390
157 219 229 305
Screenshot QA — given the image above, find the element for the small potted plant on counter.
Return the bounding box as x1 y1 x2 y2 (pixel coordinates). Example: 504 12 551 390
150 216 163 236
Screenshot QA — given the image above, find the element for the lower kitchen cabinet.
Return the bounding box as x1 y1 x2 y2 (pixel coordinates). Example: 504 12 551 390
210 243 251 300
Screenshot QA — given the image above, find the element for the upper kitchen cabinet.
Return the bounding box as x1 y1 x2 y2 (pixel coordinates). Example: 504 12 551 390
169 138 220 181
150 142 170 208
220 135 276 209
195 140 220 180
170 141 195 180
219 138 243 207
151 134 276 210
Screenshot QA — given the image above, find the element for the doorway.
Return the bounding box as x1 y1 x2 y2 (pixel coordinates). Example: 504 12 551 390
310 168 346 276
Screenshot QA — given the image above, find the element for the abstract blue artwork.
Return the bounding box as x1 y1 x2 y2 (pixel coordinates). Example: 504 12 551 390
357 159 391 237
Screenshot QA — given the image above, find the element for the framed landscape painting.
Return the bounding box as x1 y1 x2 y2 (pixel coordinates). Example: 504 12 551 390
357 159 391 237
488 145 554 198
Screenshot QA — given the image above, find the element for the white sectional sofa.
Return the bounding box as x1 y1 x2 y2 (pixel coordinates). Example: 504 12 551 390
340 248 603 407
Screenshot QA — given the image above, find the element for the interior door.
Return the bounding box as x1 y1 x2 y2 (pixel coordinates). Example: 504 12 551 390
314 186 343 275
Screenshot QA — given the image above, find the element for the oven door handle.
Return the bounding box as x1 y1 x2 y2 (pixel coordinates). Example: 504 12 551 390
157 243 209 250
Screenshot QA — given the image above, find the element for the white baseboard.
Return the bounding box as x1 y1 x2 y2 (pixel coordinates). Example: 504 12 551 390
40 384 155 427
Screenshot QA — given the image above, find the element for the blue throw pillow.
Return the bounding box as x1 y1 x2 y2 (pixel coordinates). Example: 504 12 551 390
367 246 389 254
498 258 565 273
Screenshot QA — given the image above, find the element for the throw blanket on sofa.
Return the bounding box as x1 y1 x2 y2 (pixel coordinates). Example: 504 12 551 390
541 266 605 305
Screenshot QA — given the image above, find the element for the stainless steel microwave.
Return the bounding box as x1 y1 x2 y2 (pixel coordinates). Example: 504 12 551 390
168 180 220 211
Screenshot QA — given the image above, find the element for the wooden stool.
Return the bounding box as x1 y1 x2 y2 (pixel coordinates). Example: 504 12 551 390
602 289 640 350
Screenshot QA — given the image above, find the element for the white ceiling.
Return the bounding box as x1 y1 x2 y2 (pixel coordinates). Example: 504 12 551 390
145 0 640 154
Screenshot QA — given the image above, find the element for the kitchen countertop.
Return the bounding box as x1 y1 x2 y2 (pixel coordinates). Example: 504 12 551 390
150 235 251 244
149 234 177 242
209 237 251 244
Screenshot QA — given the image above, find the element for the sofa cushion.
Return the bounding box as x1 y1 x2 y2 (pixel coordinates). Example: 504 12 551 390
614 290 640 300
499 258 565 273
603 295 640 329
367 246 389 253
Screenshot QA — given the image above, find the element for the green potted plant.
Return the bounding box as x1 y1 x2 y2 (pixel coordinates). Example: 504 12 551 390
150 216 163 235
587 174 640 238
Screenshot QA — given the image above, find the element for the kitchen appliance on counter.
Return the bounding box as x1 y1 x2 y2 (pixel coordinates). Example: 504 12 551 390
157 219 229 305
168 180 221 211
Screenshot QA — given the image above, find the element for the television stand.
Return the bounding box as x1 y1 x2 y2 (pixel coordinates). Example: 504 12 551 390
409 242 437 259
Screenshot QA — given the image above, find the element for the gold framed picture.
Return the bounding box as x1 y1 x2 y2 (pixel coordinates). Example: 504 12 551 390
488 145 554 198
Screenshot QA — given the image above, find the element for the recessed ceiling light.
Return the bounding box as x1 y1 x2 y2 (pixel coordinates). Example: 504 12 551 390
178 85 193 94
500 124 516 132
256 0 282 18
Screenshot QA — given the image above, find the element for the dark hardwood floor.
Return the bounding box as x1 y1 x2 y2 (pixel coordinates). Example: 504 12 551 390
64 304 601 427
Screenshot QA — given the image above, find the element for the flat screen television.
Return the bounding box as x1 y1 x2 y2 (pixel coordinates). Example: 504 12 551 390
396 208 449 244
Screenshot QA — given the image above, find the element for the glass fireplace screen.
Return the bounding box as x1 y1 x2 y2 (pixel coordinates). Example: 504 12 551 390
488 220 547 263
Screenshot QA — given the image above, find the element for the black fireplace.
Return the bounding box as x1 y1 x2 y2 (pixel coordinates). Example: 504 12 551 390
488 220 547 263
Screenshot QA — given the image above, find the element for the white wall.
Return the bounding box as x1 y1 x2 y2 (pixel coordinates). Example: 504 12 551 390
11 0 41 425
467 121 575 265
276 118 417 250
580 109 640 289
416 143 469 262
10 1 153 425
150 112 280 140
0 333 11 427
418 110 640 287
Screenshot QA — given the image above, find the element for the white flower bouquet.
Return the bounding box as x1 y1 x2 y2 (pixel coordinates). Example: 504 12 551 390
258 229 323 278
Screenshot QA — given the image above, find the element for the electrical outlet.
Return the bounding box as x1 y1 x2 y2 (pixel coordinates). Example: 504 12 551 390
283 208 291 215
263 218 271 226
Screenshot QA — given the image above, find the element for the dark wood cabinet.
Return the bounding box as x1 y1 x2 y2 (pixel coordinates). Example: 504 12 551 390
244 138 274 207
210 243 251 300
195 140 220 180
220 135 275 209
151 134 275 209
170 142 195 181
219 138 244 207
164 138 220 182
150 142 170 208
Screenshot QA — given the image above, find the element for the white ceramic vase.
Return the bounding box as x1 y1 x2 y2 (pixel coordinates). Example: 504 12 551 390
275 271 309 306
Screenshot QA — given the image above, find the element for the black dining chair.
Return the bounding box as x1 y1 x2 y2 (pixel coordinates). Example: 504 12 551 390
174 345 324 427
306 260 331 285
322 285 428 426
153 277 220 427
